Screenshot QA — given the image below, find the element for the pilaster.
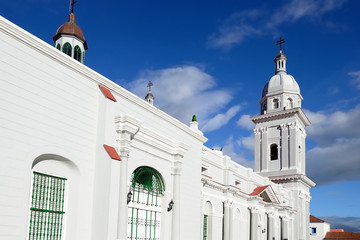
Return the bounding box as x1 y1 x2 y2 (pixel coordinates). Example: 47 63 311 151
171 156 183 240
281 124 289 170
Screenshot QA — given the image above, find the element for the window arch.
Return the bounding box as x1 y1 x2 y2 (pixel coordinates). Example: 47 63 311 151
74 45 82 62
56 44 61 50
270 144 278 160
273 99 279 109
287 98 293 109
128 167 164 240
62 42 72 57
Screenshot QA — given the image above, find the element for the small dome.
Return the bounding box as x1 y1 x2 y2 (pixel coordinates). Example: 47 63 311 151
262 73 300 98
275 52 287 59
53 13 88 50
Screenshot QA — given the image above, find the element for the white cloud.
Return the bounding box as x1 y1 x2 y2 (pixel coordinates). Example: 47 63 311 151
305 105 360 185
208 0 346 49
201 105 241 132
236 114 254 130
221 136 254 168
128 66 233 125
238 135 254 152
349 71 360 89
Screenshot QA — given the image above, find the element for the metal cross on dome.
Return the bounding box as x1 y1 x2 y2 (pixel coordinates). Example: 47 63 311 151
70 0 78 13
276 37 285 51
147 81 153 92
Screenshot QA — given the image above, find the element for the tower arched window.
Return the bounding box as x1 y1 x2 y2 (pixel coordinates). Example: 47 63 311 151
62 42 72 57
270 144 278 160
74 45 82 62
128 167 164 240
287 98 293 109
273 99 279 109
56 44 61 50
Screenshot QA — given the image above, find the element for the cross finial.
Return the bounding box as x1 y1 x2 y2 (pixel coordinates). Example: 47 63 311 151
69 0 78 13
147 81 153 92
276 37 285 51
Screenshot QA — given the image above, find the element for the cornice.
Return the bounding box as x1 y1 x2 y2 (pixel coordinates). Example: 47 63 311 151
0 16 208 143
269 174 316 188
115 114 190 158
251 107 310 126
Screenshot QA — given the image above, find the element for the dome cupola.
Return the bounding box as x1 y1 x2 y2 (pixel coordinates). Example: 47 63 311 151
260 38 302 114
53 0 87 63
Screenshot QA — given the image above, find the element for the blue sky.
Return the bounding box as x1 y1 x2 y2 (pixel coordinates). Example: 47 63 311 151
1 0 360 232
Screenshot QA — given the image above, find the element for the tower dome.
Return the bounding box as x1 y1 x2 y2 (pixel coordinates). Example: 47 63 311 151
53 13 88 49
260 40 302 114
53 1 87 64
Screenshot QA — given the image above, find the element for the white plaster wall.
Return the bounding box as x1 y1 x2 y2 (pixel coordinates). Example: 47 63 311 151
0 22 99 239
310 222 330 240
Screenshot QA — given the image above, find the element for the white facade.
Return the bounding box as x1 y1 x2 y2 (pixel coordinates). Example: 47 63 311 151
309 221 330 240
0 15 315 240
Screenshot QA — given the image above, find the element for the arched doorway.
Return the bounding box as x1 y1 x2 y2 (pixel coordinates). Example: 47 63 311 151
127 167 165 240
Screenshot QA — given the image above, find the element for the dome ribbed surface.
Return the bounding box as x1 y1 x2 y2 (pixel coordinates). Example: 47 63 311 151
262 73 300 98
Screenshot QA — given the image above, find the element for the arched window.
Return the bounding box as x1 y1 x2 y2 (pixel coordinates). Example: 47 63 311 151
128 167 164 240
62 42 72 57
287 98 293 109
56 44 61 50
270 144 278 160
28 172 66 240
273 99 279 109
74 45 82 62
203 201 213 240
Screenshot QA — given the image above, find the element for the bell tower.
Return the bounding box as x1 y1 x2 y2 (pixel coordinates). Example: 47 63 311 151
251 39 315 240
53 0 88 63
251 38 310 178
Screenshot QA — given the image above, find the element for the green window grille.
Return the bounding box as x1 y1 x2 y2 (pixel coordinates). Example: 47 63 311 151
56 44 61 50
62 42 72 57
28 172 67 240
203 215 208 240
74 45 82 62
128 167 164 240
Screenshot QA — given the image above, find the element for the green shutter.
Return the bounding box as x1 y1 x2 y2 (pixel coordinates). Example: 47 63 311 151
203 214 208 240
28 172 67 240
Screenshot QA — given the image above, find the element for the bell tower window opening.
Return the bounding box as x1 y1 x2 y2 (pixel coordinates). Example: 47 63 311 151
128 167 164 240
287 98 293 109
270 144 278 160
74 45 82 62
62 42 72 57
273 99 279 109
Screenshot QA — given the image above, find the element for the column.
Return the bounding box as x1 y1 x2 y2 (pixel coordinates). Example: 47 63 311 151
223 200 232 240
116 131 132 240
268 213 275 240
261 128 268 172
171 157 182 240
281 124 289 169
282 217 289 240
250 207 258 240
288 123 298 168
254 129 261 172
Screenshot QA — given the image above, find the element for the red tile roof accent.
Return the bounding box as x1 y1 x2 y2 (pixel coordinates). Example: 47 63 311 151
249 185 269 196
99 85 117 102
330 229 344 232
310 215 328 223
103 144 121 161
325 232 360 239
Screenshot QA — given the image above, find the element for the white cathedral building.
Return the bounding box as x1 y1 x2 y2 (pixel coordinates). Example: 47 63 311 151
0 8 315 240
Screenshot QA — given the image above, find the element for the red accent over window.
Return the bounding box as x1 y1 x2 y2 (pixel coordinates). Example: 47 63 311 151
103 144 121 161
99 85 117 102
249 185 269 196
